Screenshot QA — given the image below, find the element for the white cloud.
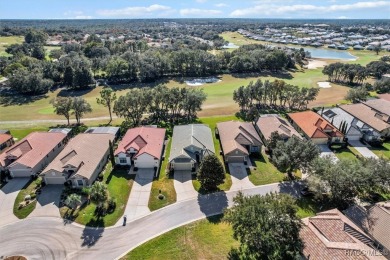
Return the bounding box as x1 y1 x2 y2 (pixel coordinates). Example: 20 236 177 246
97 4 173 17
180 8 222 16
230 1 390 17
73 15 93 19
215 3 228 7
196 0 207 3
337 16 348 19
63 11 92 19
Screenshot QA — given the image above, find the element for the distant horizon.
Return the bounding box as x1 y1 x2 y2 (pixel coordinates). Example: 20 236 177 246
0 0 389 20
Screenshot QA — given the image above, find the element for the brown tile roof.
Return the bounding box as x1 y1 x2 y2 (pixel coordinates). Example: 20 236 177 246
288 111 344 139
42 133 114 181
340 104 390 132
0 132 66 168
256 115 302 142
217 121 262 155
364 99 390 117
301 209 386 260
115 127 166 159
378 93 390 102
365 202 390 252
0 134 12 145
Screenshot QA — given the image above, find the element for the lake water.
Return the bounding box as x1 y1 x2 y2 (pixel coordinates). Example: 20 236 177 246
222 42 239 49
305 47 357 60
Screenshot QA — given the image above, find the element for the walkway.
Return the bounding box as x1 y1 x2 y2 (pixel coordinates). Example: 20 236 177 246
0 178 29 226
318 144 339 162
228 163 255 191
349 140 379 159
0 181 302 260
174 171 198 201
116 169 154 225
29 185 63 218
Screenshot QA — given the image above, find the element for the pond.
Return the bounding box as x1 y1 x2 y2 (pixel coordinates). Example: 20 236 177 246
222 42 239 49
305 47 357 60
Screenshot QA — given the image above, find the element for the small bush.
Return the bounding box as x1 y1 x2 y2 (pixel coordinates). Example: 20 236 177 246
98 173 104 181
158 194 165 200
107 198 116 213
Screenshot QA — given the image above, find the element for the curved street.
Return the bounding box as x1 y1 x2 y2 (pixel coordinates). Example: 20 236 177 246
0 182 301 260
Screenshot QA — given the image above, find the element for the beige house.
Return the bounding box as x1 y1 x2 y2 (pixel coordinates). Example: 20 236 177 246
216 121 262 163
41 133 114 187
0 132 67 177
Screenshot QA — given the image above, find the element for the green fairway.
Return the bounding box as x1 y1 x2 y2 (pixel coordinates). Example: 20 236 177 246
0 36 24 57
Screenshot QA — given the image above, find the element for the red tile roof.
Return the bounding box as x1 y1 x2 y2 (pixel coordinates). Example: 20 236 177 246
288 111 343 139
0 132 67 168
0 134 13 145
115 127 166 159
378 93 390 102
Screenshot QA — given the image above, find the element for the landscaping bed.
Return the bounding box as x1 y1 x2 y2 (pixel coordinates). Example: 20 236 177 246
59 163 134 227
148 138 177 211
13 177 42 219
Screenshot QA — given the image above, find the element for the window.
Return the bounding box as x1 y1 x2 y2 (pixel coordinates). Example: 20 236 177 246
119 158 127 164
77 179 83 186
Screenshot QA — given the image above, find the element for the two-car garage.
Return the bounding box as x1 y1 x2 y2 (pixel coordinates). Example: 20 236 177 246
42 171 66 185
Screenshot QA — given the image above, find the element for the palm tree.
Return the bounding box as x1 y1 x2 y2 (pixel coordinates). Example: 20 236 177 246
65 193 82 210
90 182 108 207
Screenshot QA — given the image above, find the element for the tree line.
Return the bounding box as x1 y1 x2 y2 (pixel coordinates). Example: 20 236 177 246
52 85 207 127
322 60 390 86
233 79 319 116
1 31 305 95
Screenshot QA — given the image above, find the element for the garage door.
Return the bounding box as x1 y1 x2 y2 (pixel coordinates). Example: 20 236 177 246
45 177 66 185
173 163 192 171
135 160 154 168
10 170 31 178
227 156 245 163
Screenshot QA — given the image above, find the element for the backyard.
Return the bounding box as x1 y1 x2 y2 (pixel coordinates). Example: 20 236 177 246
60 163 135 227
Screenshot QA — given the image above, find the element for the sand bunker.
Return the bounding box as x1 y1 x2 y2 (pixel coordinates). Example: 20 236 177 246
317 82 332 88
185 77 221 86
307 59 327 69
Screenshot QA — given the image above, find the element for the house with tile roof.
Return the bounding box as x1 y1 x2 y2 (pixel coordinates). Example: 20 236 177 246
41 133 114 186
0 133 14 152
378 93 390 102
169 124 214 172
319 107 365 141
288 111 344 145
301 209 386 260
114 126 166 173
339 104 390 139
255 114 302 147
216 121 262 163
0 132 67 178
344 202 390 255
363 99 390 123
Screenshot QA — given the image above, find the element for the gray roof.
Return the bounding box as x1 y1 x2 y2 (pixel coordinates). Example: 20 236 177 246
85 127 120 136
318 107 358 133
169 124 215 162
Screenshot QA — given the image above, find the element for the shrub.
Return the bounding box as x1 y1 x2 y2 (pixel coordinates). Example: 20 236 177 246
107 198 116 213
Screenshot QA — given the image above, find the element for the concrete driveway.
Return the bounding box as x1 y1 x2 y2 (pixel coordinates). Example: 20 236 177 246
0 178 29 227
116 169 154 225
228 163 255 191
29 185 63 218
174 171 198 201
349 140 379 159
318 144 339 162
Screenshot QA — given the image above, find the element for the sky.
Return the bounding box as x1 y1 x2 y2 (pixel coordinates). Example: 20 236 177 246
0 0 390 19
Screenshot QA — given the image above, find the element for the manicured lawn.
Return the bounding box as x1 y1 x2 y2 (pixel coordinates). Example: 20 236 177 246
60 163 135 227
125 197 326 259
148 138 177 211
124 214 239 260
9 127 50 140
333 146 359 161
13 178 41 219
248 152 289 186
370 142 390 160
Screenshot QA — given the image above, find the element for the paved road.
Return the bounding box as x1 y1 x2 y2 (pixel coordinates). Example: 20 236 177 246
228 163 255 191
115 169 154 225
174 171 198 201
349 140 379 159
29 185 63 218
0 178 29 227
0 181 302 260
